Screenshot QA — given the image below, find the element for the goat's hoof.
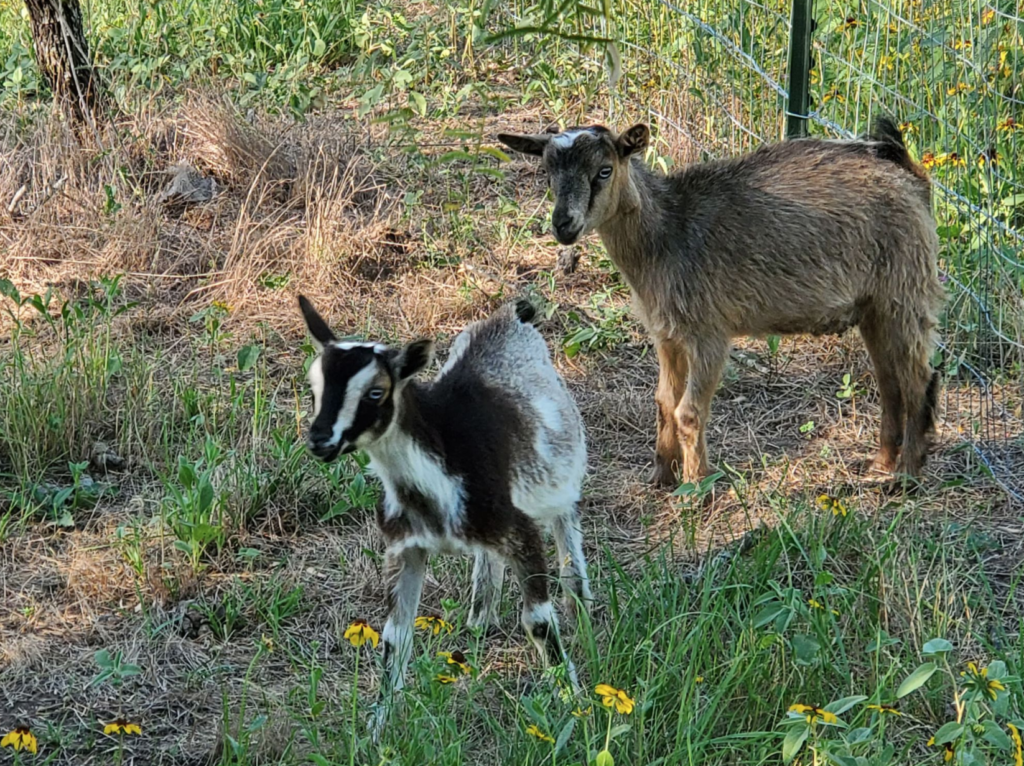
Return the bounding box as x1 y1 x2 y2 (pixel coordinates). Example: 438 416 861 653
864 453 897 476
650 462 679 489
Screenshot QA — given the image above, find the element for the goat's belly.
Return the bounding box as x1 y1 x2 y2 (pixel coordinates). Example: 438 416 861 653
739 304 863 338
386 529 481 557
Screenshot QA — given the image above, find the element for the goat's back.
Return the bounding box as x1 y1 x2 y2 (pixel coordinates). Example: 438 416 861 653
630 138 941 339
434 303 587 514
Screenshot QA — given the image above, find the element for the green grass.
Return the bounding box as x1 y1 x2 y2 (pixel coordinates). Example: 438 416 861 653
1 273 1020 765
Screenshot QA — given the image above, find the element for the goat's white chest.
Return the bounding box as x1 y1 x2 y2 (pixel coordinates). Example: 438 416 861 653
368 434 468 552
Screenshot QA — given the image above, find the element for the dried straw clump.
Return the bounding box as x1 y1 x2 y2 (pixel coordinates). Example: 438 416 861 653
179 96 296 189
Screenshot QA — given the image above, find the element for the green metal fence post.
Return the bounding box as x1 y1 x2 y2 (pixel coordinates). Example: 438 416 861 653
786 0 813 138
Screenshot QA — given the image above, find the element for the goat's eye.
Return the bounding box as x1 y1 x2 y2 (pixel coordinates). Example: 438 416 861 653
367 387 385 401
598 166 613 180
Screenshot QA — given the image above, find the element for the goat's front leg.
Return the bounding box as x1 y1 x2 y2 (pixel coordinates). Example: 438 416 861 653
371 545 428 742
652 338 689 487
468 549 505 631
503 514 580 691
675 338 729 484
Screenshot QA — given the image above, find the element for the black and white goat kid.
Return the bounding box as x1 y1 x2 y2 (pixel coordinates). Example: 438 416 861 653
298 296 591 734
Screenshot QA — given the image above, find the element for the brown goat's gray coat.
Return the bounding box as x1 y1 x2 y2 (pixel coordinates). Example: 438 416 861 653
499 121 944 485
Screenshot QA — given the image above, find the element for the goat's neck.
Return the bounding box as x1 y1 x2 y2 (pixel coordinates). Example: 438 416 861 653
596 164 666 291
365 384 444 488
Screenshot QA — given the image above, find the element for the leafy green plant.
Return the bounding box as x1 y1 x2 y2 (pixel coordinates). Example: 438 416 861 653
161 442 228 572
89 649 142 688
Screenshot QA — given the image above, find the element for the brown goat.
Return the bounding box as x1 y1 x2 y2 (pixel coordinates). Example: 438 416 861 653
499 119 944 487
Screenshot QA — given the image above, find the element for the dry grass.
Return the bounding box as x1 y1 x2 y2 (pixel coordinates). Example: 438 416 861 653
1 93 1022 764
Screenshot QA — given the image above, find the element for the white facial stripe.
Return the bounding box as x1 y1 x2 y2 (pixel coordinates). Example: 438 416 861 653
308 357 325 417
327 362 380 447
333 340 388 354
551 130 586 148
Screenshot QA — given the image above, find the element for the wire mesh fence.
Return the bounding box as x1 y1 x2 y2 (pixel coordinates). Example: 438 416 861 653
497 0 1024 499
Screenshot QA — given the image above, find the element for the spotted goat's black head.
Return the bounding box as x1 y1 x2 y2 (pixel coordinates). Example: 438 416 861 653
298 295 434 461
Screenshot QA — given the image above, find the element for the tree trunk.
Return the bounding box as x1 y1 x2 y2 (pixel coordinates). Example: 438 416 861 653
23 0 100 128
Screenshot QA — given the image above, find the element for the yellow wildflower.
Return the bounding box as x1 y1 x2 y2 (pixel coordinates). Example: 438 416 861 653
572 705 593 718
961 661 1005 700
104 719 142 735
212 300 232 313
816 494 847 516
435 673 459 684
1009 722 1023 766
595 684 635 715
695 676 704 684
438 650 472 675
415 615 454 635
526 724 554 743
808 598 824 610
898 121 917 136
789 704 838 725
998 117 1020 133
1 727 38 754
821 88 845 104
981 7 995 24
865 703 902 716
261 634 275 653
343 620 380 648
928 736 956 762
922 152 937 170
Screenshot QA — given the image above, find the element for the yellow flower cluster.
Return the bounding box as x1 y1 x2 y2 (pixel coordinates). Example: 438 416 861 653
789 704 838 725
415 615 454 635
344 620 380 648
435 649 472 684
596 683 635 715
865 703 901 716
1009 722 1023 766
816 494 847 517
1 727 37 754
960 661 1006 700
104 719 142 736
526 724 554 743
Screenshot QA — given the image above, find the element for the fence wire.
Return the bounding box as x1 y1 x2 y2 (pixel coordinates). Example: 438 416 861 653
500 0 1024 500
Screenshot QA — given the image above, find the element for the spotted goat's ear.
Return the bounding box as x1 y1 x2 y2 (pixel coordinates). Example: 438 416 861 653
298 295 336 351
393 339 435 381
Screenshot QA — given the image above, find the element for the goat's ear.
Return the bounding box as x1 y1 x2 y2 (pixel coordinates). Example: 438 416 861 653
394 339 434 381
497 132 550 157
616 124 650 157
298 295 336 351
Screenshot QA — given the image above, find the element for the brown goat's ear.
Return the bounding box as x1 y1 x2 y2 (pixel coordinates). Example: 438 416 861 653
617 124 650 157
298 295 336 351
394 339 434 381
497 133 550 157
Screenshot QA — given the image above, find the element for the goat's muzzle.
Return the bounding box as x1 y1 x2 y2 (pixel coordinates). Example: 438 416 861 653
553 222 583 245
307 437 343 462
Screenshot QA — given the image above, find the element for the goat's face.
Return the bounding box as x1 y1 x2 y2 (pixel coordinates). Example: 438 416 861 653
498 124 649 245
298 296 434 461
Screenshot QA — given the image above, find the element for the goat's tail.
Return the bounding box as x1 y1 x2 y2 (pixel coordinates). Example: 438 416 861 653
868 116 932 205
513 299 539 325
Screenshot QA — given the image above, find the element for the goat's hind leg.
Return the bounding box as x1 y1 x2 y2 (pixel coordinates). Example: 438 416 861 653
859 315 905 473
503 515 579 690
468 550 505 632
372 545 428 742
552 508 592 615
